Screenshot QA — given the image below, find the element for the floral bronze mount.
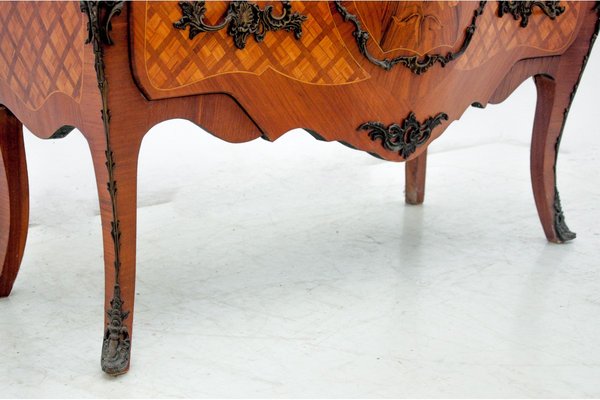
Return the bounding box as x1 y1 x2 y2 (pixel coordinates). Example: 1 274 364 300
173 1 307 50
498 1 565 27
358 112 449 159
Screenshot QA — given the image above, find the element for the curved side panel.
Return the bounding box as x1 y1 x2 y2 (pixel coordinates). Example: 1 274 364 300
0 1 89 140
0 2 85 111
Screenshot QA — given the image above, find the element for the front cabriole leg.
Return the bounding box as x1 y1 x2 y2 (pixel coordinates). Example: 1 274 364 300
81 1 139 375
91 125 138 375
89 126 140 376
530 4 599 243
88 126 139 376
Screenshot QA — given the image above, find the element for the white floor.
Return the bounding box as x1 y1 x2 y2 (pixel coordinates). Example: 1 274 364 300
1 53 599 397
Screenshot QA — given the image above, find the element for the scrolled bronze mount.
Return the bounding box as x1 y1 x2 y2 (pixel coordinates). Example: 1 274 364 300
498 1 565 27
173 1 308 50
358 112 448 159
334 1 487 75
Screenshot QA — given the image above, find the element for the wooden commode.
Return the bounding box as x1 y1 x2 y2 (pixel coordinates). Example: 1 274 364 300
0 1 598 374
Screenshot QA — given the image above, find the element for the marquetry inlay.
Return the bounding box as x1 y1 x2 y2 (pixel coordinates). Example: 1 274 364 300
139 1 369 90
0 1 84 110
455 0 581 70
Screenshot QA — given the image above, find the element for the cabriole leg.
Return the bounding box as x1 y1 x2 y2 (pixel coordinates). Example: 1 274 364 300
531 75 577 243
0 106 29 297
88 132 141 376
531 11 598 243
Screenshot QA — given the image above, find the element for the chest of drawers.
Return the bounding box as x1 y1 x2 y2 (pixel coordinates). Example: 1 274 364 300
0 1 598 375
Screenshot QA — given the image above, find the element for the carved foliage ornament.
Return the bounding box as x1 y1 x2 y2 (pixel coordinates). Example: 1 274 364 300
358 112 448 159
334 1 487 74
173 1 307 50
80 1 131 374
497 1 565 27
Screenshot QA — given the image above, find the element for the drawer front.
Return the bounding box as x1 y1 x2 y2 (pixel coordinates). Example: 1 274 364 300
131 1 582 100
132 1 370 91
129 1 592 162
